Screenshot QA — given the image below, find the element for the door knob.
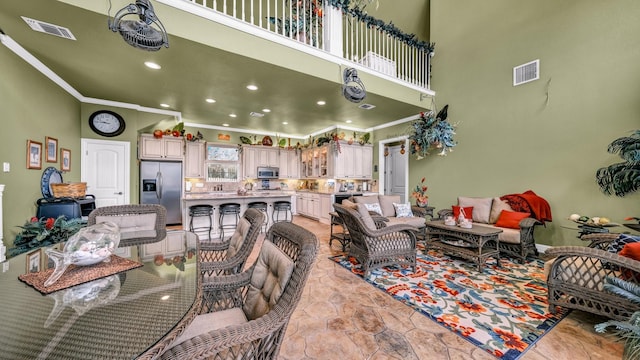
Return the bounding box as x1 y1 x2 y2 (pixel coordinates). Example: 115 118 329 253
114 192 123 195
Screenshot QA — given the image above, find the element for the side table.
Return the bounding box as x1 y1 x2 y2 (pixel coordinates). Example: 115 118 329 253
411 206 435 244
329 212 350 251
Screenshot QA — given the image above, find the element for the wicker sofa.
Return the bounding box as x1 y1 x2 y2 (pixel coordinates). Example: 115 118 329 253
436 196 542 262
545 233 640 321
349 194 427 229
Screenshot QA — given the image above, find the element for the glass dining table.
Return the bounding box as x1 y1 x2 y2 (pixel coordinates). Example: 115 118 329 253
0 231 201 359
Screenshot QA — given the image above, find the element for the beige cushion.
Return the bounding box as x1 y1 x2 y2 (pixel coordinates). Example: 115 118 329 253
243 241 294 320
458 197 493 224
353 196 379 205
226 217 251 258
489 197 514 224
386 216 424 229
474 223 521 244
341 199 357 209
172 308 247 346
379 195 401 217
356 203 378 230
96 213 157 232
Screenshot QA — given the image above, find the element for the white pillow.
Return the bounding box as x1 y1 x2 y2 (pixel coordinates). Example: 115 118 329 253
364 203 383 216
458 197 493 224
393 203 414 218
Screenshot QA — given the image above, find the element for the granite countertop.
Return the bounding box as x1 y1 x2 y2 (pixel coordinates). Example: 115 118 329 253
184 191 295 200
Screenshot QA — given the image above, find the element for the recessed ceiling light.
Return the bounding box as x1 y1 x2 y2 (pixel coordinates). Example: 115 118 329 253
229 114 237 118
317 100 326 106
205 98 216 103
144 61 161 69
345 119 352 123
160 103 170 108
222 123 229 127
262 108 271 113
282 122 288 125
246 85 258 91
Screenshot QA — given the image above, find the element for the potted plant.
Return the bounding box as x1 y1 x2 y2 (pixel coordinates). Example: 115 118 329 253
596 130 640 197
411 177 429 207
595 276 640 359
408 105 457 159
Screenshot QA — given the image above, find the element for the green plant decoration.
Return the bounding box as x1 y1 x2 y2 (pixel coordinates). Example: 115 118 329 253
596 130 640 197
10 216 85 257
408 104 457 159
595 276 640 359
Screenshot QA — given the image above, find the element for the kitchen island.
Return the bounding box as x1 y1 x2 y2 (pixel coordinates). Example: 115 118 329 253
183 191 296 240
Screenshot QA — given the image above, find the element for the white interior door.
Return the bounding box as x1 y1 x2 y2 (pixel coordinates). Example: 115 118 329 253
384 144 407 202
81 138 130 208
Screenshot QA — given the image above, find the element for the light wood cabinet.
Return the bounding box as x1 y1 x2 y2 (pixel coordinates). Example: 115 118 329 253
330 141 373 179
319 194 333 224
279 149 300 179
296 192 320 219
139 135 184 160
185 142 205 178
242 146 280 179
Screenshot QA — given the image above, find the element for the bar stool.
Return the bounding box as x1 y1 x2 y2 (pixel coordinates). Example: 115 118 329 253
247 201 269 233
189 205 214 241
272 201 292 223
218 203 241 240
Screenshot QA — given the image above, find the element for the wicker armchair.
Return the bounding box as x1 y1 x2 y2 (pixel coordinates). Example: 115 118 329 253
546 233 640 321
334 203 417 278
87 204 166 246
199 208 265 276
158 221 318 359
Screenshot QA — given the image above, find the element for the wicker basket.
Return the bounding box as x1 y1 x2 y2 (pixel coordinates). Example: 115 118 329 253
51 182 87 198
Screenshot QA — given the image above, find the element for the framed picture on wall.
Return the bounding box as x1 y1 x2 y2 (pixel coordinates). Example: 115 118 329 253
46 136 58 163
27 140 42 170
61 148 71 172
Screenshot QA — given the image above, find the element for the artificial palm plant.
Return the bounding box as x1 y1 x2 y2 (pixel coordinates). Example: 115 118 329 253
596 130 640 197
595 276 640 359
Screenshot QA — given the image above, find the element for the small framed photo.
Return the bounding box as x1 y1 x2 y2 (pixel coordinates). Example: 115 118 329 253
61 148 71 172
46 136 58 163
27 140 42 170
26 249 41 273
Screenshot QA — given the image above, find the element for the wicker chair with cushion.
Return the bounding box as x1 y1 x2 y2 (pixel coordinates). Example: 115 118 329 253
199 208 265 277
158 221 318 359
87 204 167 246
545 233 640 321
334 203 417 278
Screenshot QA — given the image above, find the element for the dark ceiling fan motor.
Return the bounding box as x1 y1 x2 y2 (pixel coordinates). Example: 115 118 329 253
342 68 366 103
108 0 169 51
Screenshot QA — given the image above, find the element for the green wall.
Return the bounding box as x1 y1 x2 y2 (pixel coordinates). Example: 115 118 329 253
386 0 639 246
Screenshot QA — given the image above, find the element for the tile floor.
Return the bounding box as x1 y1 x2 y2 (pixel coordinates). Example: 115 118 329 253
258 216 624 360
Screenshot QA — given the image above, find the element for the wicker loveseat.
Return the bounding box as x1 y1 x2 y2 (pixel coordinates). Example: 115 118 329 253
545 233 640 321
87 204 167 246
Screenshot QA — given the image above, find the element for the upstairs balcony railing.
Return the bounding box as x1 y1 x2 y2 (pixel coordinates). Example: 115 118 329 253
184 0 433 90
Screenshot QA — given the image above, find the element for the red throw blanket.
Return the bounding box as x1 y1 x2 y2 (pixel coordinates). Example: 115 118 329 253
500 190 552 225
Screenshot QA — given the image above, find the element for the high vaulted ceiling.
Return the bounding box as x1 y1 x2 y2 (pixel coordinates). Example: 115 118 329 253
0 0 431 138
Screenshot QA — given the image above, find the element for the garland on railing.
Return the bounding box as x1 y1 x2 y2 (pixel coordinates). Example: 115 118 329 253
326 0 435 54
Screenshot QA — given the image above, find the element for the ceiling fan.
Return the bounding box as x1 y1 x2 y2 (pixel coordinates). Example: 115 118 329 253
342 68 366 103
108 0 169 51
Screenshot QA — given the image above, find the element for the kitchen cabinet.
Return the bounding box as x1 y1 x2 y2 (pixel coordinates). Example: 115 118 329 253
140 231 186 261
242 146 279 179
279 149 300 179
139 135 184 160
185 142 205 178
296 192 320 219
318 193 333 224
333 141 373 179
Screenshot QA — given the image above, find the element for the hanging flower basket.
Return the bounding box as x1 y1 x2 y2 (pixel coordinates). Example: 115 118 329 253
408 104 457 159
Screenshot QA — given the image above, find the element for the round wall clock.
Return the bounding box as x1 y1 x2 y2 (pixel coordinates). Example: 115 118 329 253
89 110 126 137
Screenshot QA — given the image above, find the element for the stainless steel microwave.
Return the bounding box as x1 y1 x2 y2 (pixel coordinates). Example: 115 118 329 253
257 166 279 179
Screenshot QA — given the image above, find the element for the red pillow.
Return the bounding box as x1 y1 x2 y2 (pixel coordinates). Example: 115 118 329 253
452 206 473 220
620 242 640 261
495 210 530 229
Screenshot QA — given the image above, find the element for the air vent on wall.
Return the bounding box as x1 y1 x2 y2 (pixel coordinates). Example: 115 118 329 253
358 103 376 110
21 16 76 40
513 59 539 86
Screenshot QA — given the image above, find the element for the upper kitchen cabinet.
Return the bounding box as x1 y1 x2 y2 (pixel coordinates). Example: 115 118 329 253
139 134 184 160
279 148 300 179
185 141 205 178
242 146 280 179
311 141 373 179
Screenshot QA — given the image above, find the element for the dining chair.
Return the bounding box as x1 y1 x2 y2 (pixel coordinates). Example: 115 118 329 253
199 207 265 277
87 204 167 246
158 221 318 359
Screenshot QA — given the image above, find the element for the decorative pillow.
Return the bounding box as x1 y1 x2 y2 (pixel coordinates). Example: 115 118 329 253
620 242 640 261
393 203 414 218
452 206 473 220
494 210 530 229
364 203 383 216
341 199 357 209
489 197 514 224
607 234 640 254
458 197 493 223
356 203 378 230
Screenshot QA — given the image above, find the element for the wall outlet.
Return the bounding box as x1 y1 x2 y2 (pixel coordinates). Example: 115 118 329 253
3 162 9 172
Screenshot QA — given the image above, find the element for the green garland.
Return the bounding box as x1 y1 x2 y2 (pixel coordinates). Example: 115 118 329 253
326 0 435 54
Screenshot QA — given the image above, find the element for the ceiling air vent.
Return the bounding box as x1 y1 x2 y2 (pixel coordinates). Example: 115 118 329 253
513 59 539 86
358 103 376 110
21 17 76 40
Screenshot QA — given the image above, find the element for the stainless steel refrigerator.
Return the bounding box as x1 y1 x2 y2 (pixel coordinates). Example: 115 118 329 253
140 161 182 225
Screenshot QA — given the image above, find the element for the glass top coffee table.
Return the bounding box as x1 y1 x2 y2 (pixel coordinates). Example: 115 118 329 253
424 220 502 271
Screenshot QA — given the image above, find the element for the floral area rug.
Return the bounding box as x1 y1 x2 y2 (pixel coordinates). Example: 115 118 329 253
329 249 570 360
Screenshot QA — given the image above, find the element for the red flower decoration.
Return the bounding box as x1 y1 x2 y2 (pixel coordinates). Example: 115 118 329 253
30 217 38 223
45 218 55 230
